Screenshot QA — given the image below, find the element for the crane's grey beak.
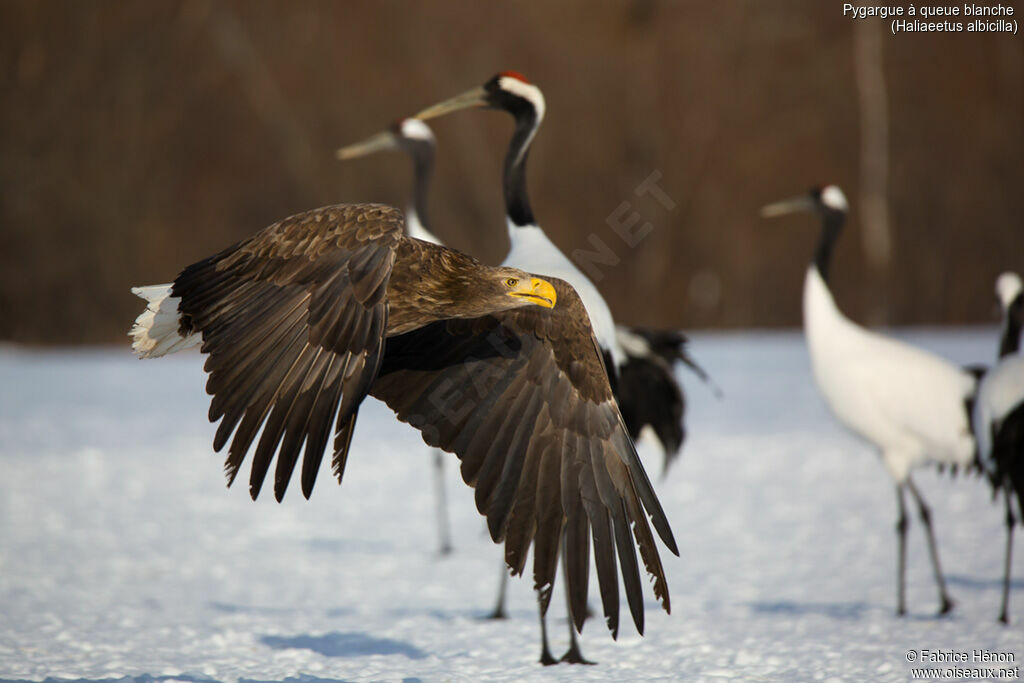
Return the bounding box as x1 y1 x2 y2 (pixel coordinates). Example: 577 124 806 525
414 86 488 121
335 131 399 160
760 195 816 218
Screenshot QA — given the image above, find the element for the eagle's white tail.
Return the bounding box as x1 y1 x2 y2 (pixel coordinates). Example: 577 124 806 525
129 284 201 358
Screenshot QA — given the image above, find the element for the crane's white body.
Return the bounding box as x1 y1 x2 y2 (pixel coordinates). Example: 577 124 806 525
765 183 965 615
503 221 622 368
803 265 976 482
973 354 1024 474
405 208 441 245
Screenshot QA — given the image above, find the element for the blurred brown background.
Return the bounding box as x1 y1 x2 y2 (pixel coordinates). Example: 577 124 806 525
1 1 1021 345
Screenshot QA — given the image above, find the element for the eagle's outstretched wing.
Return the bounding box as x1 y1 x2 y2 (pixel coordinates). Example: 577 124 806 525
371 279 678 638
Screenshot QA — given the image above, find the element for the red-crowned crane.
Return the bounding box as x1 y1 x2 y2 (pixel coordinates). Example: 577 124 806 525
413 71 702 663
973 271 1024 623
336 118 453 556
762 184 977 617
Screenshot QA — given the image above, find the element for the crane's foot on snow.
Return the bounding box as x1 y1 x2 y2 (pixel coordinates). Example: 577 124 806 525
483 607 507 620
539 647 595 666
560 645 596 665
937 597 955 616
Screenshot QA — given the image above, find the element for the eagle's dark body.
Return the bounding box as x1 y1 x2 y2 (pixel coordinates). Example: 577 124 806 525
134 202 678 640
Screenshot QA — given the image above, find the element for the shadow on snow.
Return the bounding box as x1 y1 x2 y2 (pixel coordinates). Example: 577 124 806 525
946 574 1024 591
208 601 353 619
259 631 427 659
0 676 226 683
746 600 871 620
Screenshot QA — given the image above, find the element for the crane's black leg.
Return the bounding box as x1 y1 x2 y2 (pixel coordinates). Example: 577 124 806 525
1000 485 1015 625
559 548 595 665
538 587 557 666
896 483 909 616
906 477 954 615
485 562 509 620
433 450 452 556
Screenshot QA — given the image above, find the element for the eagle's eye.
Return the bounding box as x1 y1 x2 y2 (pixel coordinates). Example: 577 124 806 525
505 277 518 288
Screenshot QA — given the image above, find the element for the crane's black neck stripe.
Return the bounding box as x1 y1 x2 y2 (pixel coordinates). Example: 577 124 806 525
411 140 434 232
813 209 845 282
999 293 1023 357
504 113 538 228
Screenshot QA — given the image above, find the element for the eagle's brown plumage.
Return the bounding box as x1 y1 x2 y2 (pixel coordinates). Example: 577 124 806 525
136 202 678 640
371 283 677 636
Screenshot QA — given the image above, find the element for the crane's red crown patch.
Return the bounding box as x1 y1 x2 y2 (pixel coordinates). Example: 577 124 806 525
499 71 530 84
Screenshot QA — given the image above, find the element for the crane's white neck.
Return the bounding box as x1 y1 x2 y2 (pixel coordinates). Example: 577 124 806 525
804 265 845 348
996 272 1023 357
503 220 623 368
404 208 441 246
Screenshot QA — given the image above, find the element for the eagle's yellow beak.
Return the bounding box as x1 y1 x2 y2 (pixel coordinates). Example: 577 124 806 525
509 277 556 309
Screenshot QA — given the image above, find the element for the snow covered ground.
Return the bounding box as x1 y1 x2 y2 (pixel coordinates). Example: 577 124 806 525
1 329 1020 682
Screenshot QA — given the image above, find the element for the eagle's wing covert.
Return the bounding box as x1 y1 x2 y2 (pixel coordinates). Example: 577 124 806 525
173 203 403 501
370 279 678 637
